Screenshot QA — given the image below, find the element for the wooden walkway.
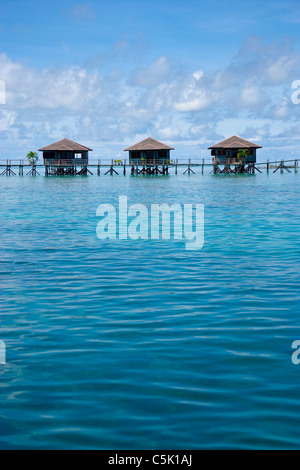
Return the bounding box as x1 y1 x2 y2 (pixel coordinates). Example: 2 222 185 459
0 159 298 176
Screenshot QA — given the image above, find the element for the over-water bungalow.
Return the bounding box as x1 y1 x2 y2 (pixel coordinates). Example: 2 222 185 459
124 137 175 164
39 139 93 166
208 136 262 164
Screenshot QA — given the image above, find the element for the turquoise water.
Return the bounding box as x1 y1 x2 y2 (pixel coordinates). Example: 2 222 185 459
0 172 300 450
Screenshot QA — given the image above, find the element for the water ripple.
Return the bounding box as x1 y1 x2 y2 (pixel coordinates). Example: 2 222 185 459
0 173 299 449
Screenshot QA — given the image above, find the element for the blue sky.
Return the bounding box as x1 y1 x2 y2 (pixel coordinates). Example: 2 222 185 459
1 0 300 160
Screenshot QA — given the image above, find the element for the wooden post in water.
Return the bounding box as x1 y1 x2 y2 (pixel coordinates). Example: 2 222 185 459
274 159 291 174
97 159 101 176
267 160 270 174
1 160 16 176
123 159 126 176
202 159 204 175
175 159 178 175
295 159 298 174
105 160 118 176
27 164 40 176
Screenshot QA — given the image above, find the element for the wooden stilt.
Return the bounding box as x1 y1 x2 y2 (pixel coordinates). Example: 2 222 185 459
27 165 40 176
274 160 292 174
221 164 232 174
184 159 195 175
252 164 262 174
212 163 220 174
1 160 16 176
105 161 118 175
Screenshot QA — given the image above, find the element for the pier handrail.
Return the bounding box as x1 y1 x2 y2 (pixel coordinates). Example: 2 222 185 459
0 158 298 167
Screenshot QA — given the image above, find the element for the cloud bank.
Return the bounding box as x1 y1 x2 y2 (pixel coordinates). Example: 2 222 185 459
0 36 300 159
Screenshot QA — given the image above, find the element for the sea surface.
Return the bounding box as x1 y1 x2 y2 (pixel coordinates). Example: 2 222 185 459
0 170 299 450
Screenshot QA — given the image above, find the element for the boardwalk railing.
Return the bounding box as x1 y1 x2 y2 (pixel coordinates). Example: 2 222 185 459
0 158 298 176
44 158 88 166
0 158 298 166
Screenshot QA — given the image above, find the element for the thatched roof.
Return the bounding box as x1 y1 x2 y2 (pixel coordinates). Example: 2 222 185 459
39 138 93 152
208 136 262 149
124 137 174 151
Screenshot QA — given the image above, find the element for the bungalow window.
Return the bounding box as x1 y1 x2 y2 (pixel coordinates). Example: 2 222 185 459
131 151 141 159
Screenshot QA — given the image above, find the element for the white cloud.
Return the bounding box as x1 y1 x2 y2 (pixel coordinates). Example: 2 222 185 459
237 86 270 109
129 56 172 88
264 55 300 85
0 53 102 110
174 96 211 112
272 97 291 119
173 74 215 112
193 70 204 81
155 125 181 140
0 110 16 131
1 36 300 158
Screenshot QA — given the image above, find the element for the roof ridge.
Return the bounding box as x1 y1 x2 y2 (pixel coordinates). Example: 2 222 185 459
38 138 93 152
63 138 88 149
124 136 175 151
208 135 262 149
